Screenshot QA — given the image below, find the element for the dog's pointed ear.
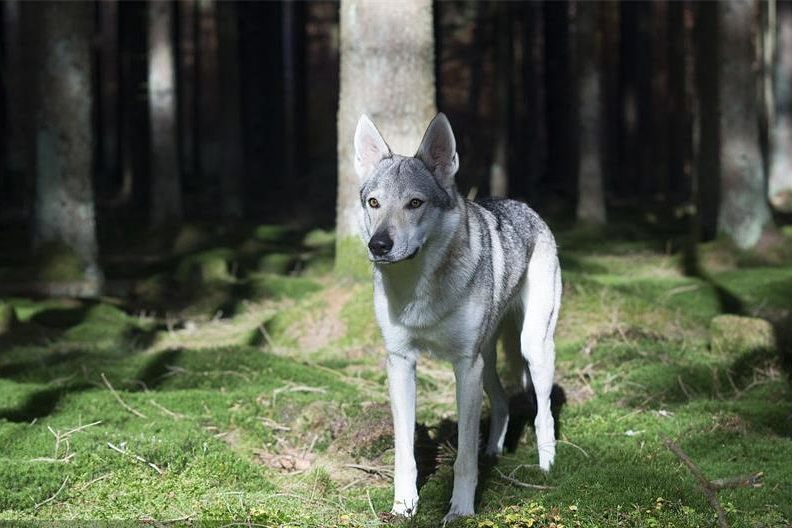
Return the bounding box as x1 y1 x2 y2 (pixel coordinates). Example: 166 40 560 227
415 113 459 187
354 114 391 181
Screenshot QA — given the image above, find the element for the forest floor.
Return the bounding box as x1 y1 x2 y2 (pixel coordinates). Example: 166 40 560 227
0 219 791 527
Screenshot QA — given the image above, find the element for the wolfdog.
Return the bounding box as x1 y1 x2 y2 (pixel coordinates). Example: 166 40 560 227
354 113 562 522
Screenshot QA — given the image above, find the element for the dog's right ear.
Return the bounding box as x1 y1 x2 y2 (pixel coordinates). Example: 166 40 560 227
415 113 459 188
354 114 391 181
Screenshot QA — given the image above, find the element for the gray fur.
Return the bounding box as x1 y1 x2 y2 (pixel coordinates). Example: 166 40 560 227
353 113 562 522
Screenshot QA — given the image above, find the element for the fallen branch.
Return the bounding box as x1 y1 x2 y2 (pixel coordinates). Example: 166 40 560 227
494 468 554 490
148 399 185 420
34 476 69 511
101 373 147 418
107 442 164 475
663 439 762 528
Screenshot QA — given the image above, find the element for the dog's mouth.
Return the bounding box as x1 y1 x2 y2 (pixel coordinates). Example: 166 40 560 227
371 246 420 264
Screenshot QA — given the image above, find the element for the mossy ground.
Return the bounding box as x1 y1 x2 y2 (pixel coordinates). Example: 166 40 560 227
0 222 790 526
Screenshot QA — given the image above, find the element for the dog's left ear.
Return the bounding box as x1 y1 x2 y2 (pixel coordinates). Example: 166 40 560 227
415 113 459 188
354 114 391 181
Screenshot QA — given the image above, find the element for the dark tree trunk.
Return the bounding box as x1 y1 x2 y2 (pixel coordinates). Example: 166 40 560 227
216 0 244 218
717 0 773 248
196 0 221 210
281 1 306 206
667 0 693 203
95 0 121 201
543 0 575 201
119 1 149 212
177 0 198 188
2 0 32 214
618 1 639 199
650 1 670 200
489 2 512 198
513 1 542 203
575 0 607 225
148 0 182 227
30 0 102 292
694 1 721 242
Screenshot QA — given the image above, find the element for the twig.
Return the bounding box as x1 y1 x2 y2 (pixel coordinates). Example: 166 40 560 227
74 472 113 492
494 468 554 490
366 489 377 519
664 439 763 528
557 439 590 458
148 399 185 420
34 476 69 510
101 373 147 418
345 463 394 480
107 442 164 475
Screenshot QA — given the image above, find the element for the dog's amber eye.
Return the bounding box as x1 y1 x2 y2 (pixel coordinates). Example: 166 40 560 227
408 198 424 209
368 197 380 208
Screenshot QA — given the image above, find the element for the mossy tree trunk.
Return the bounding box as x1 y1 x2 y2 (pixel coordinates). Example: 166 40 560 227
769 0 792 212
335 0 436 279
148 0 182 227
30 0 102 294
575 0 607 226
718 0 773 249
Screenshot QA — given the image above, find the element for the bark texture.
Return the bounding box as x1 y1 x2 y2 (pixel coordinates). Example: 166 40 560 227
148 0 182 227
769 0 792 212
575 0 607 225
30 1 101 291
336 0 436 277
217 0 244 218
718 0 773 249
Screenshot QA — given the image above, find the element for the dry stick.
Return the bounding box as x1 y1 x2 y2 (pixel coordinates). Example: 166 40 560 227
494 468 554 491
148 399 185 420
663 439 763 528
345 463 394 480
107 442 164 475
101 373 147 418
34 476 69 511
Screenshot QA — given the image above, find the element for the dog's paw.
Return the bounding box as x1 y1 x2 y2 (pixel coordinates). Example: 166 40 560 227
442 504 474 525
391 497 418 518
538 444 556 472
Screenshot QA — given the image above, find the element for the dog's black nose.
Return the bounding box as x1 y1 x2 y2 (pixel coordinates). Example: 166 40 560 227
368 232 393 256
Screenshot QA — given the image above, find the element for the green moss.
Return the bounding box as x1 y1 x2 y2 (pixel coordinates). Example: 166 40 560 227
253 224 292 243
171 223 212 254
175 248 236 285
0 303 17 334
303 228 335 249
334 235 371 281
710 314 775 356
247 273 321 300
256 253 295 274
32 242 85 281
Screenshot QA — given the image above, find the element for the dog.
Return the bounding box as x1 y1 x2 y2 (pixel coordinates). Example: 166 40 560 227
354 113 562 523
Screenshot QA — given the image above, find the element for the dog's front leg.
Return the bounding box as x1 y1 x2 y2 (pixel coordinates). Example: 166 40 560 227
444 353 484 523
387 352 419 517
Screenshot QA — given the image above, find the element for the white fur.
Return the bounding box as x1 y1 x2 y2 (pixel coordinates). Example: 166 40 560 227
356 114 561 521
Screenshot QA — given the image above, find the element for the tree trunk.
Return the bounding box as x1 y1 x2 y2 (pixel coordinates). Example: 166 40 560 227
2 0 31 213
148 0 182 227
769 0 792 212
575 0 607 225
216 0 244 218
30 0 102 293
282 1 306 211
336 0 436 278
96 0 121 200
667 0 693 203
196 0 221 210
694 1 721 242
177 0 198 188
718 0 773 248
543 0 574 200
489 3 512 198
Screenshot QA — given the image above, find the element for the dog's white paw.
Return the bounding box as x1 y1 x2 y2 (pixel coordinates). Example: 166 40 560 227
538 443 556 472
442 504 474 525
391 497 418 518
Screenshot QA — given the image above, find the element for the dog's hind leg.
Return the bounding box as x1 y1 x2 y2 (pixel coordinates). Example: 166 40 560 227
520 238 562 472
484 328 513 456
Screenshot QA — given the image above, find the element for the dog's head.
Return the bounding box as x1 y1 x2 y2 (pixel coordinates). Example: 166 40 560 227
354 113 460 264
